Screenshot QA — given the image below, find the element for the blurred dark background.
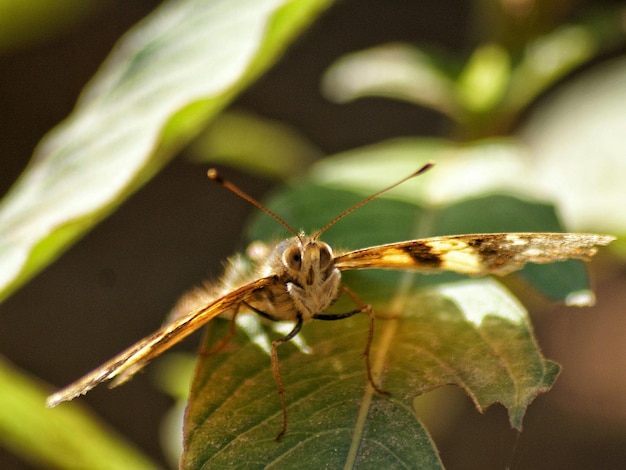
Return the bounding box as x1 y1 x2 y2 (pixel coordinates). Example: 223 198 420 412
1 1 625 468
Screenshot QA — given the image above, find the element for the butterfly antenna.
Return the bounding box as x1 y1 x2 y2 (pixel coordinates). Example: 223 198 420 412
313 162 435 239
208 169 302 241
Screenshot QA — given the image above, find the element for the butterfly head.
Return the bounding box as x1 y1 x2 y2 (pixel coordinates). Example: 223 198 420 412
268 235 341 320
280 236 335 286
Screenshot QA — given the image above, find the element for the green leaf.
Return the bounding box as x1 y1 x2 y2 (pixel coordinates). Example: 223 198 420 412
321 9 626 138
308 137 530 204
182 278 557 468
0 357 158 469
506 8 626 119
520 56 626 236
309 136 619 241
0 0 332 303
321 43 459 120
188 109 322 180
456 43 511 114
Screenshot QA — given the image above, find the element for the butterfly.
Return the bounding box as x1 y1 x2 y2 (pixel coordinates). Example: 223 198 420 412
46 163 614 439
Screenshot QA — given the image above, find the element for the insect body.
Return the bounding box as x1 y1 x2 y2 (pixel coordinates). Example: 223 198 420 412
46 164 614 439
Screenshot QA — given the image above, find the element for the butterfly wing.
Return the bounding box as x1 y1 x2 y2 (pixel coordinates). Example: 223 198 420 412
334 233 614 276
46 276 275 407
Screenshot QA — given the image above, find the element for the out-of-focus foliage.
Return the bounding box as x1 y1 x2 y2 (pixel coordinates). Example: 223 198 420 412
0 0 332 304
0 0 96 52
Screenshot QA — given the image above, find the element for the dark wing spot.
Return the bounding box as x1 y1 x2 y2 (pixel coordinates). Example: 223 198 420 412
403 242 442 268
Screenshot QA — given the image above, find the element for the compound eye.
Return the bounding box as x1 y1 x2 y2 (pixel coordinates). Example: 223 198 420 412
318 243 332 269
284 245 302 270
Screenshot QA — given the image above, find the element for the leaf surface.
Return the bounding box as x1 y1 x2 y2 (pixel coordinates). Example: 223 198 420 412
0 358 157 469
183 278 557 468
0 0 332 302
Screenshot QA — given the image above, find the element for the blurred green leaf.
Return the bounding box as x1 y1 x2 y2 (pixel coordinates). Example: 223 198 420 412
188 109 322 179
0 0 332 303
506 7 626 117
309 137 618 241
0 357 158 469
153 353 197 468
456 43 511 114
0 0 95 52
321 43 459 119
520 56 626 235
506 25 596 116
322 6 625 137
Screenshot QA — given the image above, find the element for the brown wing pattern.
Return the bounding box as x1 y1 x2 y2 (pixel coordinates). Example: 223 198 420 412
46 276 275 407
334 233 614 276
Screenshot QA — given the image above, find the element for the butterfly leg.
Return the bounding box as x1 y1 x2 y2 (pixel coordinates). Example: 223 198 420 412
270 313 304 441
231 300 301 439
313 287 389 397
